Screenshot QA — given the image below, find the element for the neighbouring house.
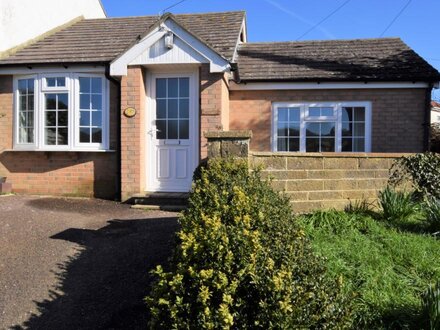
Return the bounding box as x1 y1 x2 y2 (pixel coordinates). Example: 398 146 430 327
432 101 440 124
0 11 439 204
0 0 106 55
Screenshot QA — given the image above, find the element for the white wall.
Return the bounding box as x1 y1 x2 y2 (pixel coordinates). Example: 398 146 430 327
0 0 106 52
432 110 440 124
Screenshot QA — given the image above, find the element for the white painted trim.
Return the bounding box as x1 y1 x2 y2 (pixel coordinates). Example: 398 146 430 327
13 72 110 151
110 17 230 77
145 69 199 193
230 81 429 91
0 66 106 75
272 101 372 153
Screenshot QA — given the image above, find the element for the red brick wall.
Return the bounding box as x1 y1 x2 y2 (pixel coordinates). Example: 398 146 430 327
120 66 146 201
200 64 229 159
229 88 427 152
0 75 118 199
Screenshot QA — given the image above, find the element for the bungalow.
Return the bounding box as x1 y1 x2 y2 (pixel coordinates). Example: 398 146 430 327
0 11 439 201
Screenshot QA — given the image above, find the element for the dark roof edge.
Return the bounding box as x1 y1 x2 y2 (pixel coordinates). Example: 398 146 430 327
235 77 440 83
0 61 110 68
240 37 403 46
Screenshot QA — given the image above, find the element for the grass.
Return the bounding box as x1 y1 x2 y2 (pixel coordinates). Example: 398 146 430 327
297 209 440 329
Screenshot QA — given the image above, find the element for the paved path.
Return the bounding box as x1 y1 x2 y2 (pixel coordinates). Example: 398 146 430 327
0 195 178 329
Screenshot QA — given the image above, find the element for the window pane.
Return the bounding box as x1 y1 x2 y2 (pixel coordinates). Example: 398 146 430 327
79 77 90 93
288 122 300 136
168 78 178 98
45 111 56 126
342 138 353 152
91 94 102 110
157 99 166 119
58 128 68 145
168 120 178 139
289 138 300 151
45 128 57 145
309 107 320 117
46 78 56 87
156 120 166 139
342 122 352 136
277 138 288 151
277 122 289 137
306 122 320 137
353 123 365 136
57 77 66 87
92 111 102 126
28 95 34 110
80 111 90 126
168 99 178 118
19 112 26 127
58 111 68 126
342 107 352 122
179 78 189 97
156 79 166 98
45 94 56 109
27 128 34 143
28 112 34 127
321 122 335 137
289 107 300 122
354 107 365 121
91 78 102 94
278 108 288 122
92 128 102 143
80 94 90 109
57 94 68 109
18 79 27 94
321 107 334 117
306 138 320 152
180 99 189 118
80 127 90 143
19 96 27 111
321 138 335 152
353 138 365 152
179 120 189 139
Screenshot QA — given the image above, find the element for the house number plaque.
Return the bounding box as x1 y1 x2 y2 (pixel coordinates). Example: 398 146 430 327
124 107 136 118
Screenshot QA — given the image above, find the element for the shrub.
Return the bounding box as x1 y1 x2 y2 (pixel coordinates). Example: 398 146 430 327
426 198 440 233
389 153 440 200
378 187 418 221
431 123 440 153
422 281 440 330
146 158 352 329
344 199 375 216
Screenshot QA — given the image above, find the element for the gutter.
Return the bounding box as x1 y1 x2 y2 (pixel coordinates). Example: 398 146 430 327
105 66 122 201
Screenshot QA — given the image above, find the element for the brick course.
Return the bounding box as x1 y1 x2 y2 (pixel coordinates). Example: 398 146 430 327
230 88 428 152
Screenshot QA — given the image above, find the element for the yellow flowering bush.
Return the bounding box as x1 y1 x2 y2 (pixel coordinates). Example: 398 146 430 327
146 158 352 329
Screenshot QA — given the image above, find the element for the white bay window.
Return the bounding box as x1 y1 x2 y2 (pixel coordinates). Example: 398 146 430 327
273 102 371 152
14 73 109 151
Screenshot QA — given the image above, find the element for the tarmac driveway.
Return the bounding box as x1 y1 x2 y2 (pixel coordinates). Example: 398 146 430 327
0 195 179 329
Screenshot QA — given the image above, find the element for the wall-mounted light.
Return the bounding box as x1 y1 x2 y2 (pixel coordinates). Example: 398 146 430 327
165 31 174 49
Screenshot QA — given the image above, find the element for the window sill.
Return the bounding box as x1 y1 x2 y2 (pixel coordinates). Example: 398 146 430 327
6 149 116 153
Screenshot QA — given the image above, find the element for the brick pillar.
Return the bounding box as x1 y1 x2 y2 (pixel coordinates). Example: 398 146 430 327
120 66 146 201
200 64 230 159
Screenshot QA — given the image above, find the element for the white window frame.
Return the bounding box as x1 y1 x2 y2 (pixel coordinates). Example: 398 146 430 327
272 101 372 153
13 73 109 151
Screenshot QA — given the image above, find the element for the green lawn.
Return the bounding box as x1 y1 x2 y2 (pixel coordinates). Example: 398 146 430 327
297 209 440 329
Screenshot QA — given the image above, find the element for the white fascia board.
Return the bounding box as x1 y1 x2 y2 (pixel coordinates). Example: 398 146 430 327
110 27 167 76
0 65 106 75
162 19 230 73
229 81 430 91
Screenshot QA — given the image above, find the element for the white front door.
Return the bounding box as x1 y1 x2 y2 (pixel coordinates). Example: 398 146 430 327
147 72 199 192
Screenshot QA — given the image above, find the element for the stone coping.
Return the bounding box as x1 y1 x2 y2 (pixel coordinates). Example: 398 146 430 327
204 130 253 139
251 152 414 158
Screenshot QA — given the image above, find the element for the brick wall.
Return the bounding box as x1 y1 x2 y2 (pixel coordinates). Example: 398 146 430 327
200 64 230 159
230 88 428 153
0 75 118 199
120 66 146 201
251 152 407 213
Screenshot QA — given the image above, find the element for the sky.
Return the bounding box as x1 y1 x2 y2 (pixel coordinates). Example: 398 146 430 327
101 0 440 97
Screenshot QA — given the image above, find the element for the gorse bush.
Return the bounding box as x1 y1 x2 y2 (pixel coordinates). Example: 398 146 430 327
389 153 440 199
146 158 352 329
378 187 418 221
422 281 440 330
